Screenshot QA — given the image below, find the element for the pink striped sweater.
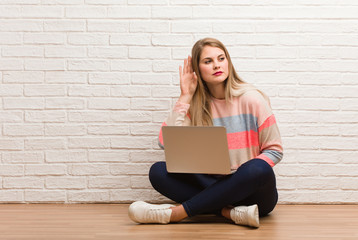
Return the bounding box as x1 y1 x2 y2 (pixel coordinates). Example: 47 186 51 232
159 90 283 170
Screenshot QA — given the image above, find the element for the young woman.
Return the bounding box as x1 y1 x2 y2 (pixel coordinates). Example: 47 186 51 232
128 38 283 228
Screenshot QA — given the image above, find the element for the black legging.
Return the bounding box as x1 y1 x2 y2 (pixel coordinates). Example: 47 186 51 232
149 158 278 217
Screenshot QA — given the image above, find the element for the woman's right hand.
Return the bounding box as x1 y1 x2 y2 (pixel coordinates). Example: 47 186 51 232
178 55 198 104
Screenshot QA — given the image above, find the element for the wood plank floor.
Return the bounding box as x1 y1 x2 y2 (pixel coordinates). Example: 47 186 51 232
0 204 357 240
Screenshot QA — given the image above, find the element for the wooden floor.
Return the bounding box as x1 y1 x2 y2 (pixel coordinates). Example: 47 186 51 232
0 204 357 240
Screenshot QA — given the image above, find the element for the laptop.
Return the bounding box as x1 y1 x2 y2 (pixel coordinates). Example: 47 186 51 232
161 126 232 175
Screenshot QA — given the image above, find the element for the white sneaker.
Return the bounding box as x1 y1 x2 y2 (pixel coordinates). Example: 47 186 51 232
230 204 259 228
128 201 175 224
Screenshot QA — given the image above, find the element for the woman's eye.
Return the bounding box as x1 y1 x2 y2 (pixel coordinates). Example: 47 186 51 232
204 60 211 64
219 57 225 61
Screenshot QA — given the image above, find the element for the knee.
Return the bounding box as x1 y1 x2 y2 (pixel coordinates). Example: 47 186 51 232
246 159 275 183
149 161 167 186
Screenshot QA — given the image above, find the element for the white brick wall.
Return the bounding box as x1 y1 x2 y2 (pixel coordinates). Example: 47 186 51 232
0 1 357 204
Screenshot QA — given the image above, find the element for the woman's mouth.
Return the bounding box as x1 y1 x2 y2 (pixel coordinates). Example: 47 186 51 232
213 71 223 76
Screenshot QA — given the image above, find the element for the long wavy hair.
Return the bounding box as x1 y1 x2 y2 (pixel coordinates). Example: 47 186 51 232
189 38 268 126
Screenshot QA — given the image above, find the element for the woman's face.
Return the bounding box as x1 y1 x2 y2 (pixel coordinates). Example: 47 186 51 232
198 46 229 88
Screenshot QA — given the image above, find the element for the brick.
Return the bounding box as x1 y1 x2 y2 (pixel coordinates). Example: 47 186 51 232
69 86 110 97
212 22 254 33
0 165 24 176
69 164 109 176
111 60 152 72
25 139 66 150
0 33 22 44
25 164 66 176
46 151 87 163
129 47 170 59
25 190 66 202
2 46 43 57
299 47 339 59
88 176 130 189
131 98 170 110
68 191 110 203
3 124 43 136
278 7 358 19
68 60 109 71
131 73 172 85
24 33 64 44
45 46 87 58
69 111 111 122
111 86 151 97
65 6 107 18
46 177 86 189
88 124 129 135
152 34 192 46
89 72 130 85
44 20 85 32
152 86 180 98
130 150 165 163
0 191 23 203
3 98 44 110
256 47 298 59
110 189 168 203
2 71 43 84
0 20 43 32
25 111 66 123
87 20 128 32
111 111 152 122
45 98 85 109
279 34 323 46
319 137 358 151
4 177 44 189
45 72 86 84
152 111 170 123
340 177 358 190
86 0 126 4
110 34 151 46
0 59 23 71
68 33 109 45
111 136 152 149
0 85 23 97
68 137 111 149
89 150 129 162
340 47 358 59
130 176 152 189
107 7 151 19
2 152 44 164
152 6 192 18
110 163 152 175
296 98 339 111
130 21 169 33
45 124 86 136
341 99 358 111
88 47 127 59
25 59 65 71
24 85 66 97
0 111 23 123
130 124 161 136
152 60 185 72
22 6 63 18
88 98 130 110
172 21 211 33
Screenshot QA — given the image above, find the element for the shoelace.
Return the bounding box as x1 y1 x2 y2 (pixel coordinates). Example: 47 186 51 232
146 207 170 223
233 208 248 225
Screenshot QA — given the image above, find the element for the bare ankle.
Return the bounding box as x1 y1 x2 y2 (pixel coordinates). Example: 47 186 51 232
169 205 188 222
221 207 233 220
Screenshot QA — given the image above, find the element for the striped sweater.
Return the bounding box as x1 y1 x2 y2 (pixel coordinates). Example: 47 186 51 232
159 90 283 170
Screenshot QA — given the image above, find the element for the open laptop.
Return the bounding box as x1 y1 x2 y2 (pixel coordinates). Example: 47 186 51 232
161 126 232 175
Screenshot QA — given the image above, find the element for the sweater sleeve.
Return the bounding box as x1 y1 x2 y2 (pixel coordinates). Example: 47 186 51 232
252 93 283 167
158 101 191 149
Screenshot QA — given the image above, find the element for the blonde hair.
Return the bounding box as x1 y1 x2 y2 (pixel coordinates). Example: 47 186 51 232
189 38 269 126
